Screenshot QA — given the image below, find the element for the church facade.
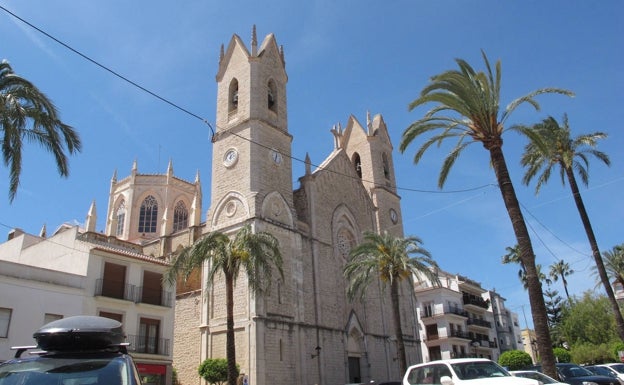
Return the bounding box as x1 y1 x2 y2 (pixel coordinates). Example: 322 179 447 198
104 28 420 385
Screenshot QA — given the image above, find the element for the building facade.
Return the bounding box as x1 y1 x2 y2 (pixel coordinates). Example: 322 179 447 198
0 225 175 385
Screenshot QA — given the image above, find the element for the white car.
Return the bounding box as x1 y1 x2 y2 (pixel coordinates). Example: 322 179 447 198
511 370 569 384
403 358 539 385
596 364 624 384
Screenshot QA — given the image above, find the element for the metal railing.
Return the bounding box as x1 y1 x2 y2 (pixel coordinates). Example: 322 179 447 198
135 287 173 308
95 279 135 301
127 334 170 356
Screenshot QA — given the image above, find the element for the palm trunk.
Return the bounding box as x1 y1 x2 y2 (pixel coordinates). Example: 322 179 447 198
565 167 624 340
391 279 407 374
488 145 557 377
226 273 238 385
562 278 571 302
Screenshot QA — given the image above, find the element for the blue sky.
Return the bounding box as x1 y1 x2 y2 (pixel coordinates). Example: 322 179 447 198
1 1 622 328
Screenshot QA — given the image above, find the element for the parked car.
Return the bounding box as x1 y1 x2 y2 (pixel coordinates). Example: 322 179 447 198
403 358 540 384
585 365 624 385
595 364 624 384
0 315 142 385
533 363 619 385
510 370 569 384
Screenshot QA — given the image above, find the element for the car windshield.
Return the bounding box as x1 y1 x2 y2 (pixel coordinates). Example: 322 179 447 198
589 366 616 377
608 364 624 374
0 356 130 385
451 361 510 380
559 365 594 378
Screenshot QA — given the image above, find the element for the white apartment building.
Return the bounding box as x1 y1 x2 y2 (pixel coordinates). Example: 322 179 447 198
0 222 175 385
414 269 515 363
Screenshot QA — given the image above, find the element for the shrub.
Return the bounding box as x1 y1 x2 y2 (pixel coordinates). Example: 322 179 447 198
498 350 533 370
198 358 239 385
553 347 571 363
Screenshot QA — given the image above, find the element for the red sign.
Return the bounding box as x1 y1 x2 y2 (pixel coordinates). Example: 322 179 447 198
136 363 167 375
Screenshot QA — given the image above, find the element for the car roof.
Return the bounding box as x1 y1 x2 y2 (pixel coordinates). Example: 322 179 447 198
407 358 494 368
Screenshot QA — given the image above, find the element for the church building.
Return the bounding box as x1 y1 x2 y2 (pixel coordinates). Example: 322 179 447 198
103 27 419 385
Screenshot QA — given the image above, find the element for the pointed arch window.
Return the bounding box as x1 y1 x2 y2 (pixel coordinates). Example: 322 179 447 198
352 152 362 178
138 195 158 233
116 200 126 236
229 78 239 112
267 79 277 112
336 228 355 260
173 200 189 232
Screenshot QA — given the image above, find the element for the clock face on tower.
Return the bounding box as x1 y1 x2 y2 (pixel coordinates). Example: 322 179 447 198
390 208 398 224
270 149 282 165
223 148 238 168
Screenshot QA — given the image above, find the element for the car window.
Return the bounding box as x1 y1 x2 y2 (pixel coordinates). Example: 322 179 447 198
0 357 128 385
406 364 449 385
609 364 624 373
559 365 593 378
451 361 510 379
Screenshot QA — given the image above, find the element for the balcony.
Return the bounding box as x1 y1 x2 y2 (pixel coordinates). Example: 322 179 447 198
462 293 490 310
127 334 170 356
421 305 468 319
467 318 492 329
95 280 172 308
449 330 472 340
95 279 135 302
136 286 173 308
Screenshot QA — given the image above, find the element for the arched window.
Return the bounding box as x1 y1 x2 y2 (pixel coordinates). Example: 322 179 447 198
116 200 126 236
267 79 277 112
336 228 355 260
382 152 390 179
229 78 239 112
352 152 362 178
138 195 158 233
173 201 188 232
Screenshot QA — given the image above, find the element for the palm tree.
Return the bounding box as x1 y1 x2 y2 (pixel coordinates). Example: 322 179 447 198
399 51 573 377
518 114 624 340
599 244 624 291
501 245 551 289
1 60 81 201
164 224 283 385
549 260 574 301
344 231 440 374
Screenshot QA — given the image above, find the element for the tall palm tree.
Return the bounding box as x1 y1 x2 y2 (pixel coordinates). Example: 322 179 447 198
549 260 574 301
399 51 573 377
599 244 624 291
518 115 624 340
164 224 283 385
344 231 440 374
0 60 81 201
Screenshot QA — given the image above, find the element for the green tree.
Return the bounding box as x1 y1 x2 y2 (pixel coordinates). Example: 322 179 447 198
519 115 623 340
553 347 571 363
560 292 617 346
544 287 565 345
399 51 572 377
0 60 81 201
498 350 533 370
571 342 613 365
549 260 574 302
198 358 238 385
501 245 550 289
344 231 440 374
165 224 283 385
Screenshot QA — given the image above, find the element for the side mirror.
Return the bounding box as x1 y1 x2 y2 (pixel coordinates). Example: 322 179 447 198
440 375 454 385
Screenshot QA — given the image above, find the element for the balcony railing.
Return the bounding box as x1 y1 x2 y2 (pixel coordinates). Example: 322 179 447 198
127 334 170 356
135 286 173 308
449 330 471 339
95 280 172 307
462 293 490 309
95 279 135 302
422 305 468 318
467 318 492 328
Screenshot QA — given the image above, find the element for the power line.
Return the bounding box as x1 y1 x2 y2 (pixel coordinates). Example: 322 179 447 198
1 4 493 196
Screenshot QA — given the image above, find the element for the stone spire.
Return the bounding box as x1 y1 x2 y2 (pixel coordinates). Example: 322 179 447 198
219 43 225 62
251 25 258 56
86 200 97 232
305 153 311 175
39 223 47 238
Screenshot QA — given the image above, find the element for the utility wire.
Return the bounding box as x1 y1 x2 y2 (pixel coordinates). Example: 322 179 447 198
0 4 499 195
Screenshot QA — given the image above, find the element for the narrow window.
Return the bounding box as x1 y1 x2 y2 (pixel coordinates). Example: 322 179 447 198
173 201 188 232
267 79 277 112
138 195 158 233
116 200 126 236
352 153 362 178
229 78 239 112
99 311 123 323
43 313 63 325
382 152 390 179
101 262 127 300
139 318 160 354
142 271 164 306
0 308 12 338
